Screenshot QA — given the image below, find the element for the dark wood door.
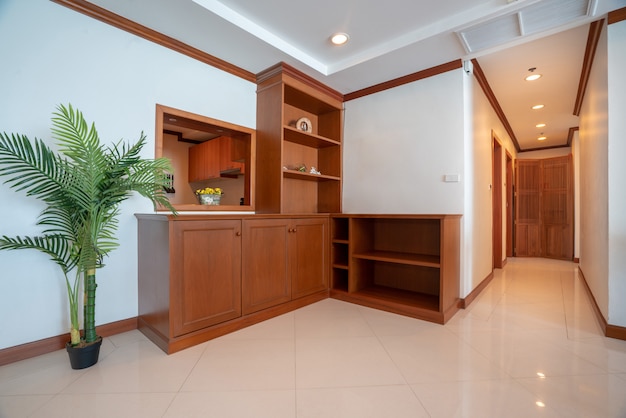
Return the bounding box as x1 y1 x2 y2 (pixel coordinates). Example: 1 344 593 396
515 160 541 256
541 155 573 260
171 220 242 336
514 156 573 259
242 219 291 314
290 217 329 299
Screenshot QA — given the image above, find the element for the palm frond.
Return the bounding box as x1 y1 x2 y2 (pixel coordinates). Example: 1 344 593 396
0 235 76 273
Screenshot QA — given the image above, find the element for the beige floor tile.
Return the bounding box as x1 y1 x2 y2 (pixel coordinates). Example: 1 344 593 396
164 390 296 418
297 385 429 418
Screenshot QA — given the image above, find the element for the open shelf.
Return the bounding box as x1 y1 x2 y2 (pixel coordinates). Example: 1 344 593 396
283 170 340 182
283 126 340 148
353 251 440 268
329 214 461 324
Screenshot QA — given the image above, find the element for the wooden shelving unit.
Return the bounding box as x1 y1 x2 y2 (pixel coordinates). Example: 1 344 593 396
330 214 461 324
256 63 343 214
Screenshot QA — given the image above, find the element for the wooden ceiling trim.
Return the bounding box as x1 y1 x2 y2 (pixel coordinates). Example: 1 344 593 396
567 126 579 146
573 19 605 116
51 0 256 83
608 7 626 24
256 62 344 103
471 59 521 153
520 144 572 153
343 60 462 102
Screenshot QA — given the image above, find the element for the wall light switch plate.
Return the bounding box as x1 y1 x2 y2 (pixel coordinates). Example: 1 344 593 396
444 174 460 183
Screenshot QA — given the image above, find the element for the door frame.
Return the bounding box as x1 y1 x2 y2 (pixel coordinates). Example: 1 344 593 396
506 151 514 258
492 133 503 269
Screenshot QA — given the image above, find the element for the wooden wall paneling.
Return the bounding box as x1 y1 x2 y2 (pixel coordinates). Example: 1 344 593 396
541 155 573 260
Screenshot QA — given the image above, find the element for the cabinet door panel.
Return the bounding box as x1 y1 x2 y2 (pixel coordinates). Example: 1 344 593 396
172 220 241 336
291 218 328 299
242 219 291 314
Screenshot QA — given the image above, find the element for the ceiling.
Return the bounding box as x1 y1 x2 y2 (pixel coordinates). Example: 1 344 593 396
83 0 625 151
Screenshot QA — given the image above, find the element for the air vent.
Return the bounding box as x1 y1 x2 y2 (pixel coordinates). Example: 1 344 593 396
457 0 595 53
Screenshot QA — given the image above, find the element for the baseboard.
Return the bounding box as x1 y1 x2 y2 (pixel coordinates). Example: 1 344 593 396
0 317 138 366
460 270 495 309
573 257 580 263
578 267 626 341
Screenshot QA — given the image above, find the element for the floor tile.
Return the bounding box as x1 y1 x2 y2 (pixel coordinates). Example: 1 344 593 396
164 390 296 418
182 338 295 391
2 258 625 417
297 385 429 418
295 336 405 388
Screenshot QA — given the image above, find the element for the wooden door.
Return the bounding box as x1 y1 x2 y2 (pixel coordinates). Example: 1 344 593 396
290 217 329 299
515 160 541 256
541 155 573 259
242 218 291 314
171 220 242 337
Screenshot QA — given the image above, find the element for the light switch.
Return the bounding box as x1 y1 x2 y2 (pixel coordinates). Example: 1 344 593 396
444 174 460 183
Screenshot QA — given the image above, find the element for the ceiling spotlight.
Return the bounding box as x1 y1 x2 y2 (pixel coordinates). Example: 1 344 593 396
536 123 546 128
532 104 545 110
331 33 349 45
538 135 547 141
525 67 542 81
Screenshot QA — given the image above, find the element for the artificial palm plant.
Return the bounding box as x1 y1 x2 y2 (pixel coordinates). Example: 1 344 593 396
0 104 175 354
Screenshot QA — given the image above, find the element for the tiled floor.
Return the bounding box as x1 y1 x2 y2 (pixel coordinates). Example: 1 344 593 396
2 258 626 417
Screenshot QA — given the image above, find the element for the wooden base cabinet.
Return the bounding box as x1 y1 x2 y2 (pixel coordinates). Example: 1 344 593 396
330 214 461 324
136 214 328 354
243 217 329 314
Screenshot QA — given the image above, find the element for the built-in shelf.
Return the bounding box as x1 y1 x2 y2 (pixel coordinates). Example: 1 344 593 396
283 126 340 148
329 214 461 324
282 170 340 182
352 251 440 268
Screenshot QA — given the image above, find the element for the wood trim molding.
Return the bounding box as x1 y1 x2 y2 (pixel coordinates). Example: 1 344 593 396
0 317 137 366
256 62 344 103
51 0 256 83
460 270 494 309
471 59 521 152
519 144 573 153
573 19 605 116
608 7 626 24
578 267 626 341
343 60 462 102
567 126 579 146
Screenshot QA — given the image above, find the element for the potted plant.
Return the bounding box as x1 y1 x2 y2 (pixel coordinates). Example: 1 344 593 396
0 104 176 369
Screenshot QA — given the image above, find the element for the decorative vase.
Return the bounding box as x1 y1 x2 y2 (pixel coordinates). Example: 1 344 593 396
198 193 221 205
66 337 102 369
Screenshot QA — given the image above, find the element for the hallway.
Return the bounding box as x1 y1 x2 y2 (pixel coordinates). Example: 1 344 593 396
1 258 625 417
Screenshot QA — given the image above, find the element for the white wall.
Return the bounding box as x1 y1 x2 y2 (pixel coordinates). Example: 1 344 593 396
607 18 626 326
0 0 256 349
343 70 465 215
467 71 517 296
579 21 610 321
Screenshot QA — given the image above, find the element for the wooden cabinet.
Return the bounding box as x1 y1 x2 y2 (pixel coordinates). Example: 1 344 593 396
188 136 246 182
188 139 220 182
170 219 242 336
137 214 328 354
242 217 328 314
218 136 245 175
330 215 461 324
256 63 343 214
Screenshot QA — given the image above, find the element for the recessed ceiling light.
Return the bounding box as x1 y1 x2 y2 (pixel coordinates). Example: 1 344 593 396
532 104 545 110
538 136 547 141
331 33 349 45
536 123 546 128
525 74 542 81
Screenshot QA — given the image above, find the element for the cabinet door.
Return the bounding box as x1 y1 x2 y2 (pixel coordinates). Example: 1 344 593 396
188 140 220 182
290 217 329 299
242 219 291 314
171 220 242 336
218 136 245 174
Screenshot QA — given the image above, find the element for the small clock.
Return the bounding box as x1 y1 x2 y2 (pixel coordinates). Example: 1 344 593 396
296 117 312 133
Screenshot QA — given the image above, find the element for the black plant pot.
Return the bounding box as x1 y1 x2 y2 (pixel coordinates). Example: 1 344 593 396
66 337 102 370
